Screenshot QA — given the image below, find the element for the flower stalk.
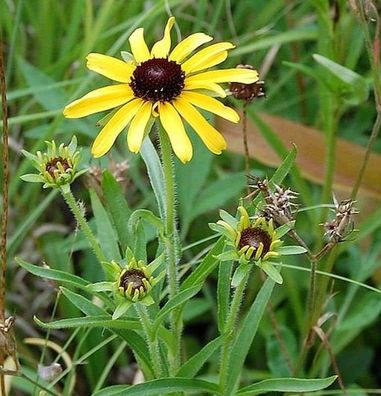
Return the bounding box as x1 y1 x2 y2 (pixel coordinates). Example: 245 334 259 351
159 127 182 374
135 304 163 378
219 266 252 391
60 187 106 264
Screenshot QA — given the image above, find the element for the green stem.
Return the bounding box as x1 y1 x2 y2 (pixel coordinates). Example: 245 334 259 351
135 304 163 378
60 186 106 264
351 113 381 200
158 128 182 374
219 266 252 391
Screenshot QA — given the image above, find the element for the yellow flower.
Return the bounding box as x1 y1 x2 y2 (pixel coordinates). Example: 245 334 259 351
63 17 258 163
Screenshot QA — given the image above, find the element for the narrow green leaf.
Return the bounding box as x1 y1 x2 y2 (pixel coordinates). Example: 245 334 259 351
154 285 202 331
252 147 297 210
217 261 233 332
313 54 368 105
232 26 318 57
223 278 275 395
176 132 213 234
277 246 307 255
128 209 164 235
231 263 250 288
112 301 133 320
236 376 337 395
89 189 121 261
60 287 108 316
93 378 220 396
140 137 166 218
19 174 43 183
249 113 313 209
191 172 246 220
16 257 89 289
177 336 223 378
260 262 283 284
102 170 132 250
18 58 66 110
34 315 141 331
8 190 58 257
112 328 154 380
181 237 224 290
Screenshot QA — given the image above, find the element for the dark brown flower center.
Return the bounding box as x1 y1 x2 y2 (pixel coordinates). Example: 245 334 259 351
45 157 70 177
238 227 272 258
119 269 147 293
130 58 185 102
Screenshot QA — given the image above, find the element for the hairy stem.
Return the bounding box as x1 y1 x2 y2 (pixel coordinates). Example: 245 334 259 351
158 128 182 375
60 187 106 264
242 103 251 195
135 304 163 378
219 266 252 390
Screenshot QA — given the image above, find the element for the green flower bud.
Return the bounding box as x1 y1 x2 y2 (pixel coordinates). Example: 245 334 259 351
117 258 154 302
20 136 85 189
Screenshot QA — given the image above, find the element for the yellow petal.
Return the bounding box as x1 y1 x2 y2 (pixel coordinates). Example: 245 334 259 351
151 17 175 58
180 91 239 123
63 84 134 118
173 97 226 154
129 28 150 64
184 79 226 97
188 68 259 84
158 102 193 163
86 53 135 82
127 101 153 152
91 99 143 158
181 42 235 74
169 33 213 63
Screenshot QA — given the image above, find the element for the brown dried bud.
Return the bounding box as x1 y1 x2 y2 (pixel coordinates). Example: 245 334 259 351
230 65 265 102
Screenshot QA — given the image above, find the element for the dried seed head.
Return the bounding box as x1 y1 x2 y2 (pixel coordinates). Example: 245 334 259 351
323 198 358 242
249 177 298 225
230 65 265 102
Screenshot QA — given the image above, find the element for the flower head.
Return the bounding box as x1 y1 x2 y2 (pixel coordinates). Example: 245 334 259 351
64 17 259 163
210 206 306 284
20 136 84 190
87 254 163 320
117 259 154 302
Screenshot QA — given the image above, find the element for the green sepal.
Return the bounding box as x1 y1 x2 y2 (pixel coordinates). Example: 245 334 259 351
113 300 132 320
101 260 121 280
215 250 239 262
125 247 135 263
67 135 78 156
209 223 234 240
231 263 250 288
277 246 307 255
121 51 134 62
219 209 238 228
60 183 71 194
87 281 115 292
20 174 44 183
274 221 295 239
259 261 283 284
141 294 154 306
96 108 118 127
72 168 88 181
147 252 165 273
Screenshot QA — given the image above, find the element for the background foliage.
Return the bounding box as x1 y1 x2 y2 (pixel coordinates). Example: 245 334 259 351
1 0 381 394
